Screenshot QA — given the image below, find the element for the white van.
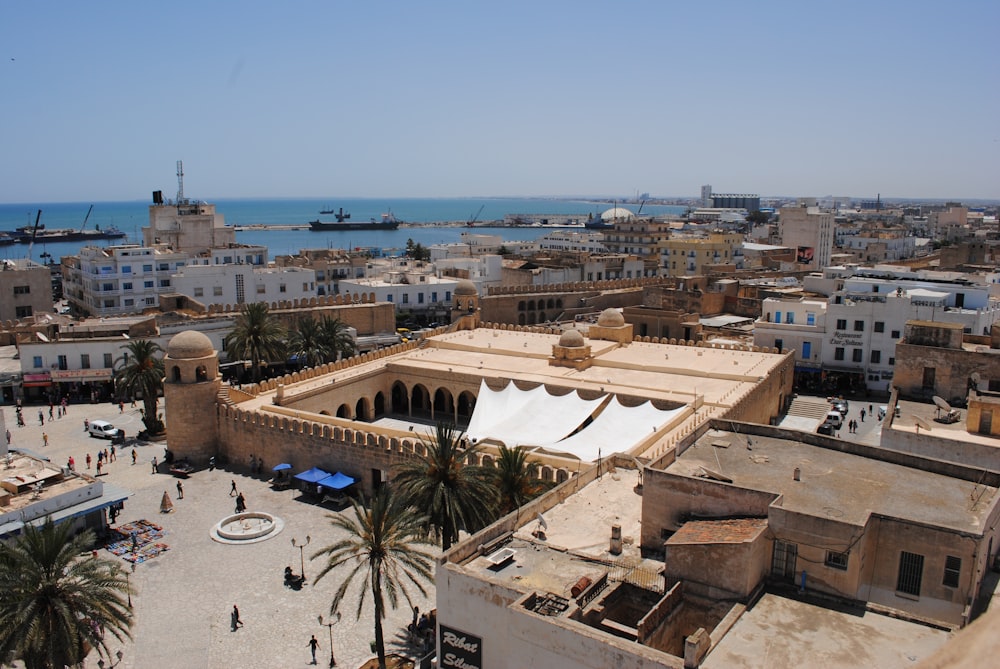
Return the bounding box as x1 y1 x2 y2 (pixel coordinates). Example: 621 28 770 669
824 411 844 429
88 420 121 439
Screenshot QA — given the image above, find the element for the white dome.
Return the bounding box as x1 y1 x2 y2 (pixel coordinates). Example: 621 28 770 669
601 207 635 222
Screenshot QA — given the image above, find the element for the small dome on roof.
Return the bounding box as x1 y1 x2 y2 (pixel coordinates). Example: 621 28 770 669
166 330 214 359
454 280 477 296
597 309 625 327
558 328 585 348
601 207 635 222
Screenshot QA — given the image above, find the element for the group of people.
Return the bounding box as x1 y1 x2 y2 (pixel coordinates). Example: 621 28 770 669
68 445 124 477
248 454 265 476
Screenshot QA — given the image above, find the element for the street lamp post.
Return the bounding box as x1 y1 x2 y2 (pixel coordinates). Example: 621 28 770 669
292 535 311 581
125 562 136 608
318 612 341 667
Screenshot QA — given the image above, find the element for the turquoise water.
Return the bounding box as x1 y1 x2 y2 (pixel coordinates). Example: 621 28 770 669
0 197 686 260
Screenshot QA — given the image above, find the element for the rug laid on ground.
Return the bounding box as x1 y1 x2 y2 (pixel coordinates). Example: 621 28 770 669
105 519 169 564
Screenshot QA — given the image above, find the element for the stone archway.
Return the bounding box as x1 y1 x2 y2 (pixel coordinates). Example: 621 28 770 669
355 396 370 422
337 404 351 419
457 391 476 423
434 387 455 422
411 384 431 418
373 391 385 418
391 381 409 415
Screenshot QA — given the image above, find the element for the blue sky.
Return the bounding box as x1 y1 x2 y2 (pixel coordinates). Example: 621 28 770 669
1 1 996 203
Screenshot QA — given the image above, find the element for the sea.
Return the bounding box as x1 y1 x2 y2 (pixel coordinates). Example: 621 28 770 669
0 198 687 263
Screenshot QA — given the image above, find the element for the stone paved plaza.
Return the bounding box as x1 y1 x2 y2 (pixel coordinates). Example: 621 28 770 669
4 400 435 669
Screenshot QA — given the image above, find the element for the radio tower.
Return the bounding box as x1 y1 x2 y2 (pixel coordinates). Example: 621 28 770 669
176 160 185 204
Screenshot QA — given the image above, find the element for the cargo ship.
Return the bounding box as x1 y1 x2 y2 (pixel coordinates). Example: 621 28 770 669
308 210 401 231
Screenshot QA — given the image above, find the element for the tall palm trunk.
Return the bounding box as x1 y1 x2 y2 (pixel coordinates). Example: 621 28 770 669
373 570 387 669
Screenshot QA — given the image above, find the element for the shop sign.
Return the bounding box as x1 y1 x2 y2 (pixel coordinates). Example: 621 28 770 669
50 369 113 381
829 331 864 346
440 624 482 669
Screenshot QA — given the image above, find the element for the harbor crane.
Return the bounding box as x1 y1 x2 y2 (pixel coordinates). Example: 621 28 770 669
467 204 485 227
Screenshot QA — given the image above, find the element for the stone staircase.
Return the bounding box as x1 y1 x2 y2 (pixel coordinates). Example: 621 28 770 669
786 396 831 421
779 396 832 432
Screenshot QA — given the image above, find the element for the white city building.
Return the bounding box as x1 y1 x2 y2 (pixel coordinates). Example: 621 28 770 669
339 259 457 317
170 264 316 309
756 265 1000 391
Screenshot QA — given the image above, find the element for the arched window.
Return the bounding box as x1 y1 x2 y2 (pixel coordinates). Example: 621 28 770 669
172 366 181 382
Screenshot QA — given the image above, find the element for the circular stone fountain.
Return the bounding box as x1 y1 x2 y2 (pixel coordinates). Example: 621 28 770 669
210 512 285 544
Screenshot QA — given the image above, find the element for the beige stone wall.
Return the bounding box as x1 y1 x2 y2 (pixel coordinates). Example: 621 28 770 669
864 516 979 627
639 470 778 550
205 294 395 337
894 342 1000 405
663 532 769 599
0 264 52 323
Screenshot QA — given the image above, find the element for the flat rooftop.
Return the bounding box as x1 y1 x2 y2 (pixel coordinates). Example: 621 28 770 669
888 397 1000 452
668 428 996 533
460 468 657 598
704 593 949 669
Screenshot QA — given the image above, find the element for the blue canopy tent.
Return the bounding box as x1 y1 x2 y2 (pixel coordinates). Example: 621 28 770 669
272 463 292 472
293 467 331 483
317 472 355 491
293 467 332 494
316 471 356 505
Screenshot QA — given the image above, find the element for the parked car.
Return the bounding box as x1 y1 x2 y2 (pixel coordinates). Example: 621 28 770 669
88 420 121 440
817 422 837 435
824 411 844 429
830 399 849 415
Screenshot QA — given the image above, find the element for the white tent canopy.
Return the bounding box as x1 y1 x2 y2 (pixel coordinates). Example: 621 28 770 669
467 380 608 447
534 397 685 462
466 380 685 462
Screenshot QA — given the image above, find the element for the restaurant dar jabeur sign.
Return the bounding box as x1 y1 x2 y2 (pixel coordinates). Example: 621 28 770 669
439 624 482 669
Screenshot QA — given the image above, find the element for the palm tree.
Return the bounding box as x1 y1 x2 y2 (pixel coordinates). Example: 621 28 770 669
394 423 498 550
114 339 165 435
224 302 286 382
287 316 330 369
319 314 356 361
0 518 133 669
493 444 549 516
311 487 434 669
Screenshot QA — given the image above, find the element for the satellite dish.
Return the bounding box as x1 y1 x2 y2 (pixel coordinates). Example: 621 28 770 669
536 513 548 530
913 416 932 431
35 332 49 342
932 396 952 412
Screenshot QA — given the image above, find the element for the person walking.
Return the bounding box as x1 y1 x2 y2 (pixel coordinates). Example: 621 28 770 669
38 410 44 426
230 480 238 497
42 433 48 447
176 480 184 499
119 400 125 413
151 456 158 474
96 460 103 476
231 605 243 631
132 448 137 465
5 429 10 445
308 635 319 664
860 408 866 422
86 453 92 469
110 444 116 462
84 418 89 432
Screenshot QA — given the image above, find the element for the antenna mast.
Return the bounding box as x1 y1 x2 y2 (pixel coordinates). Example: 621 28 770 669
176 160 185 203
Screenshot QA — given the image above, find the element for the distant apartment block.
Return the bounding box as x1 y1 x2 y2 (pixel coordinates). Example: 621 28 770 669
0 259 52 322
778 205 834 270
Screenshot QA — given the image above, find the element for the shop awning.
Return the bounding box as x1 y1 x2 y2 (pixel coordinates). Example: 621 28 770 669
317 472 355 491
22 373 52 388
293 467 331 484
51 369 113 382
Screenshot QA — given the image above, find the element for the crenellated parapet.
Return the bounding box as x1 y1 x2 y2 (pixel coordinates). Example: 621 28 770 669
205 292 380 316
486 276 666 297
